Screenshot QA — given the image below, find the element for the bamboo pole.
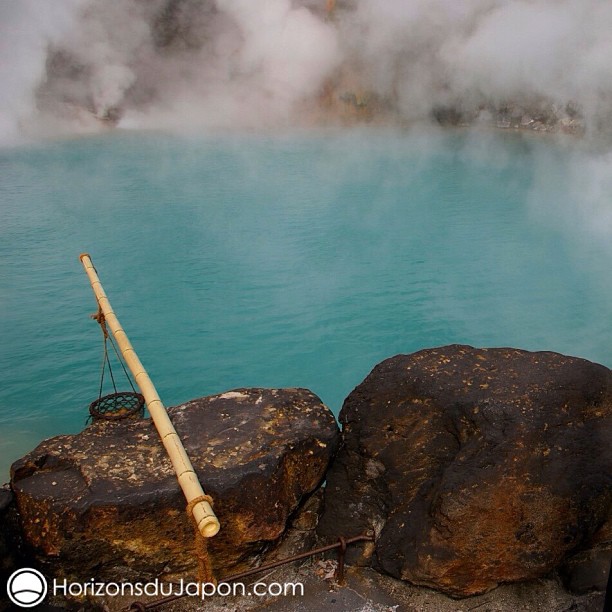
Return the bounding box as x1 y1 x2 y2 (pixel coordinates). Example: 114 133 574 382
79 253 220 538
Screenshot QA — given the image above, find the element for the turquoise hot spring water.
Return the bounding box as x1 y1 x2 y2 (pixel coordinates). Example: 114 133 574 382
1 126 611 480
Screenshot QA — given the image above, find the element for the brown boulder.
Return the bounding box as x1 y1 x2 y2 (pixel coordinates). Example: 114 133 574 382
11 388 338 582
318 345 612 597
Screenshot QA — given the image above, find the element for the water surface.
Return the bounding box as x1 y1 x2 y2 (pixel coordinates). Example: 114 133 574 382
1 127 610 479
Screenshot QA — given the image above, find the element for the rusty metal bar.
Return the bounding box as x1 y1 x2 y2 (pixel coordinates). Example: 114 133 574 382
336 536 347 585
127 533 374 611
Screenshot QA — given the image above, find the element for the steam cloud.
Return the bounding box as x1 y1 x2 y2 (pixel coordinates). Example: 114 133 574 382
2 0 612 141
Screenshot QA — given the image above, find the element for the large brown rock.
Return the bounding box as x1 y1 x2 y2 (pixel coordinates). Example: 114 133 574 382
11 388 338 582
318 345 612 597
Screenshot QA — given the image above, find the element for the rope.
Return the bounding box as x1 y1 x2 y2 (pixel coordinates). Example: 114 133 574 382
186 496 216 586
105 336 118 394
93 306 108 338
93 305 137 397
107 328 138 394
97 335 108 402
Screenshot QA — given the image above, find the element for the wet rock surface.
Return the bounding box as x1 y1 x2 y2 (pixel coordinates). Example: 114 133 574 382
11 387 339 583
560 518 612 594
0 487 20 586
318 344 612 597
430 100 584 134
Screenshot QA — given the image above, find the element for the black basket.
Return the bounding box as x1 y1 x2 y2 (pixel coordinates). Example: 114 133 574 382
89 391 145 421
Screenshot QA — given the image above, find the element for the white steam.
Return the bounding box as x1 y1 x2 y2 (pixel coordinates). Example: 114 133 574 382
216 0 339 100
0 0 83 143
2 0 612 139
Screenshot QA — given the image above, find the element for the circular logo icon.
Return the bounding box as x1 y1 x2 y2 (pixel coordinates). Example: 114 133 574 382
6 568 48 608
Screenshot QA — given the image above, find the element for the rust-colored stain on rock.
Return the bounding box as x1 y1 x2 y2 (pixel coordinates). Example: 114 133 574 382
11 387 339 582
318 344 612 597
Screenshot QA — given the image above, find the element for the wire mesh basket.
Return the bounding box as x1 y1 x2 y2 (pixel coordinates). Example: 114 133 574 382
89 391 145 421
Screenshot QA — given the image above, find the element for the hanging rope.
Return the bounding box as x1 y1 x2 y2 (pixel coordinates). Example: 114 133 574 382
186 495 217 586
88 305 144 422
94 306 138 394
96 308 116 398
